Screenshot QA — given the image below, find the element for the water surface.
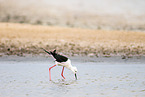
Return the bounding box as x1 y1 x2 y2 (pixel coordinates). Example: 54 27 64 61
0 56 145 97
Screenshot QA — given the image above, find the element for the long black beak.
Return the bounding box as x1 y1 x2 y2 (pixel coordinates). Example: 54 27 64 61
75 73 77 80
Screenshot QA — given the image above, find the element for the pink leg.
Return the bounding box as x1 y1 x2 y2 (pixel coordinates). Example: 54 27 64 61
49 64 56 80
61 66 65 79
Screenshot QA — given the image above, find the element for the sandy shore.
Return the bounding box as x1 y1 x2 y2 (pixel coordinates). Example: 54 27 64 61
0 23 145 58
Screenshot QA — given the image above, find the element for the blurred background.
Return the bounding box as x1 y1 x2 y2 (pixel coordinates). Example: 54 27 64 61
0 0 145 31
1 1 145 97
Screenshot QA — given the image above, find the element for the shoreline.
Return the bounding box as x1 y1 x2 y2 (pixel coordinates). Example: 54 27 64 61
0 55 145 64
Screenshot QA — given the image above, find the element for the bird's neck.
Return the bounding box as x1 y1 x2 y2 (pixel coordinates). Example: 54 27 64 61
69 66 76 74
67 65 73 70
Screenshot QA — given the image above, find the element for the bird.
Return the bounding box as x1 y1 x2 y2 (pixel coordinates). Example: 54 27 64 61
43 49 77 80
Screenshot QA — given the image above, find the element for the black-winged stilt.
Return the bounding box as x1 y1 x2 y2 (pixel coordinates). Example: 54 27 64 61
43 49 77 80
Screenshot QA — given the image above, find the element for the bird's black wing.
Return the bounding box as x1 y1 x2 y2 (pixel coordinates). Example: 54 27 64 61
42 49 68 62
53 54 68 62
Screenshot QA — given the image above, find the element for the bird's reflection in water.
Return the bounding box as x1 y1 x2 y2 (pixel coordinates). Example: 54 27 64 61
51 79 77 86
48 79 78 95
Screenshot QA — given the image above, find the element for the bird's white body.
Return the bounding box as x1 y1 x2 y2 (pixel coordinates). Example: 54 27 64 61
43 49 77 80
55 59 77 74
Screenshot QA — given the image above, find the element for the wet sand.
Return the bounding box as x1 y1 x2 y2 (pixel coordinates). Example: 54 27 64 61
0 56 145 97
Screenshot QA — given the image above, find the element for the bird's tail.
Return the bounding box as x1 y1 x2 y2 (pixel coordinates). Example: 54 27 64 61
42 48 56 55
42 48 51 55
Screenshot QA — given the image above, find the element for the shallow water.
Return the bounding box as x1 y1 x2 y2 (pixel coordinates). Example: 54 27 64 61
0 56 145 97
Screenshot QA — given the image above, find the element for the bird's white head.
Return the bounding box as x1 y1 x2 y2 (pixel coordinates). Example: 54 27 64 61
71 66 77 74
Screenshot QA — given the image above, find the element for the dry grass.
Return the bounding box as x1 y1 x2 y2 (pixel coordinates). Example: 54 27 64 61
0 22 145 57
